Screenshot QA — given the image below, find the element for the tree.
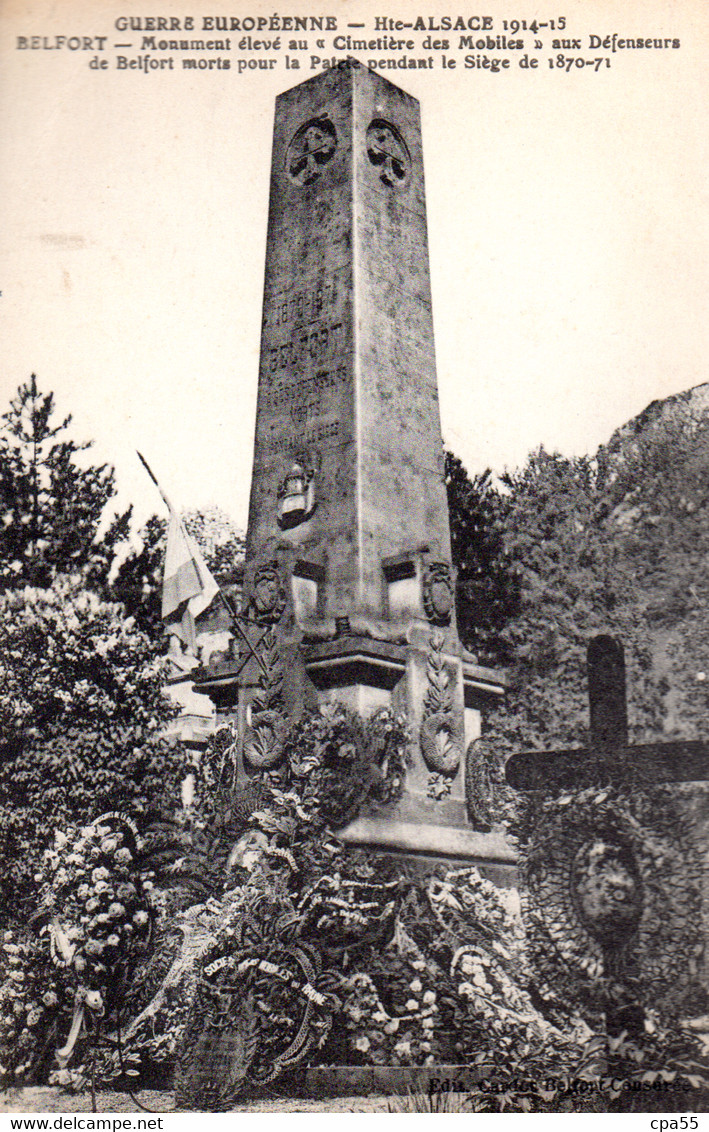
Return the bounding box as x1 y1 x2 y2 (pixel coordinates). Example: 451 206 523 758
0 376 131 591
0 575 185 909
482 446 668 762
445 452 520 665
111 513 167 637
182 505 245 590
599 395 709 741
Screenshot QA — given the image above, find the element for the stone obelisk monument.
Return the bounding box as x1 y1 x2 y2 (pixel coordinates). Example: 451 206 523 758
247 61 450 631
198 63 510 873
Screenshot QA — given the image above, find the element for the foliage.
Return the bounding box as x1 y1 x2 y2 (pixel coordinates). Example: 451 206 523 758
485 448 644 759
389 1026 709 1114
59 733 590 1103
449 391 709 755
92 895 240 1087
3 698 706 1106
144 731 268 909
599 394 709 741
182 507 245 589
599 1027 709 1111
5 383 709 1102
0 377 244 637
152 705 410 912
444 452 520 665
0 575 184 908
0 376 131 592
0 379 192 1085
0 927 67 1085
35 820 154 1003
387 1088 473 1112
111 514 167 637
278 704 410 827
332 865 556 1073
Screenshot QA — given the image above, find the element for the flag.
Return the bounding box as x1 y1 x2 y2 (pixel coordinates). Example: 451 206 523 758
161 510 220 652
136 453 221 652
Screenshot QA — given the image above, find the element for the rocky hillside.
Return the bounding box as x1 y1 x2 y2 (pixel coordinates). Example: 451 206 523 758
464 382 709 758
602 382 709 737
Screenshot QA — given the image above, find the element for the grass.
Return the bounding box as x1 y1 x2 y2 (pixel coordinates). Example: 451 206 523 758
387 1088 472 1113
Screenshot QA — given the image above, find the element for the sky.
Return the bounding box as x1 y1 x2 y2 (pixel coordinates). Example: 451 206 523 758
2 0 708 532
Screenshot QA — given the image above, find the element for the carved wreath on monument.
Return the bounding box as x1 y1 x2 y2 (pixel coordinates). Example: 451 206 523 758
521 786 704 1016
286 115 337 186
243 629 288 770
464 737 495 831
420 630 464 786
366 119 409 187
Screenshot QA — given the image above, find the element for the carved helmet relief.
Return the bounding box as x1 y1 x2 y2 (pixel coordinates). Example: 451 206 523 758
286 115 337 186
277 461 316 530
366 119 410 187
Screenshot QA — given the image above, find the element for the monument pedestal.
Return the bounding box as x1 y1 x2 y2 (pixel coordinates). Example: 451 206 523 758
195 621 513 875
305 631 511 873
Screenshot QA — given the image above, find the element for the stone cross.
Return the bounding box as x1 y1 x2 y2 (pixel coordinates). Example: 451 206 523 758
506 634 709 1038
506 634 709 792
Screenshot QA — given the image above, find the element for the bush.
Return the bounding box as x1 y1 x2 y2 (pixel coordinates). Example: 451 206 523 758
0 576 184 909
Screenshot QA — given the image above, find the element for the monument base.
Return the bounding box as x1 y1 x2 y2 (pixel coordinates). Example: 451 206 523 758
339 813 516 884
194 632 514 877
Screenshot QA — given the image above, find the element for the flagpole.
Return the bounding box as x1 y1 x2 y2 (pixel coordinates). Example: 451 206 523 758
136 451 176 515
213 588 269 678
136 451 268 678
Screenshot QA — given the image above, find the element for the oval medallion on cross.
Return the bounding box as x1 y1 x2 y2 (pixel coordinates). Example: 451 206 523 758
571 837 643 949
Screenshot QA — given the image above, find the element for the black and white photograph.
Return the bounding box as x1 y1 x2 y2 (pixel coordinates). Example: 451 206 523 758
1 0 708 1118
